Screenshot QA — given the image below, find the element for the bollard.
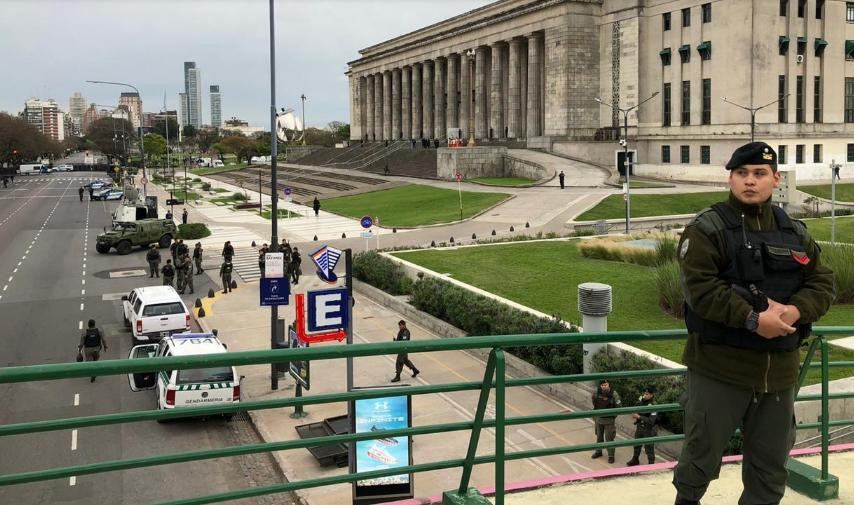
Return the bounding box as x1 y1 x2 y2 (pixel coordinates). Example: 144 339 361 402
208 288 215 298
450 236 455 243
194 298 202 308
491 229 496 236
510 225 515 232
525 222 530 228
251 240 256 247
578 283 613 381
472 233 476 239
342 232 347 238
230 280 238 289
393 228 397 233
198 307 206 318
313 235 318 241
430 240 436 247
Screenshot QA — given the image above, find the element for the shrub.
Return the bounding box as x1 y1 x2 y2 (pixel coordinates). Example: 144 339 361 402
655 260 684 318
353 251 413 295
655 234 678 265
232 192 247 201
579 238 657 266
201 182 211 191
193 177 202 182
822 243 854 303
177 223 211 240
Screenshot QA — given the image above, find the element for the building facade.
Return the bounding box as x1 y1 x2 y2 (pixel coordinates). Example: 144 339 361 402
346 0 854 180
118 92 142 129
69 92 87 137
210 85 222 128
184 62 202 128
24 98 64 141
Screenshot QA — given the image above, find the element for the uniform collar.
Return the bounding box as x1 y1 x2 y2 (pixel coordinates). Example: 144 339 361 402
727 191 772 217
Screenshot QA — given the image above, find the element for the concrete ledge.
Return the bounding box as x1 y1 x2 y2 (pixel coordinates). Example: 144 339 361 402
441 488 492 505
786 457 839 501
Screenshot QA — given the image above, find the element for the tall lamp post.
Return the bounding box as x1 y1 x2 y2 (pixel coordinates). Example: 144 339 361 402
594 92 659 234
466 49 476 147
268 0 282 391
300 94 307 146
721 95 788 142
86 80 147 195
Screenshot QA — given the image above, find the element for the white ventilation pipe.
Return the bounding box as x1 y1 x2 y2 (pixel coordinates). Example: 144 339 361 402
578 282 613 376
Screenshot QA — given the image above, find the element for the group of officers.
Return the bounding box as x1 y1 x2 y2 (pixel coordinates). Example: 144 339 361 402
145 239 204 294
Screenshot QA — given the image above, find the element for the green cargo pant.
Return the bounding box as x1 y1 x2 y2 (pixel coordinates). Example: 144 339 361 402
673 370 796 505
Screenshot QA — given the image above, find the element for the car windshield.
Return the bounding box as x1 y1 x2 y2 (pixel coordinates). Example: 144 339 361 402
177 367 234 384
141 302 185 317
112 223 136 232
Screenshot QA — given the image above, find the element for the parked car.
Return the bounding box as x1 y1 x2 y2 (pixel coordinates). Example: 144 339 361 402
94 189 124 201
18 164 45 175
122 286 191 343
57 164 73 172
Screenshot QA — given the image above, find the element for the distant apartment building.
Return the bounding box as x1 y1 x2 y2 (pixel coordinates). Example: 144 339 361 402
209 85 222 128
118 92 142 129
221 116 264 137
183 62 202 128
68 92 87 136
24 98 64 141
142 110 179 135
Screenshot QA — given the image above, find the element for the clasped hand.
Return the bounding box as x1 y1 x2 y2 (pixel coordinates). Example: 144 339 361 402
757 299 801 339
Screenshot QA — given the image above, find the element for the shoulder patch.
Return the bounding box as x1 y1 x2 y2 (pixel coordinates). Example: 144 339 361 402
680 238 690 259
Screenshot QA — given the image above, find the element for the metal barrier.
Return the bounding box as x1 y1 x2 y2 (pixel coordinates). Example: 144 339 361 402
0 328 852 505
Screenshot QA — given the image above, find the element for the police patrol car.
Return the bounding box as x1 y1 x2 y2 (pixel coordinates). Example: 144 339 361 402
127 332 240 421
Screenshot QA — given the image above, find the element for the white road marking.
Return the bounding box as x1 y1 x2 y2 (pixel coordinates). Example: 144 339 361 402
17 262 21 267
80 303 84 311
73 393 79 406
2 285 6 291
71 430 77 451
101 292 128 301
12 268 17 273
78 321 83 330
69 476 76 486
81 289 85 295
81 279 85 285
7 276 12 282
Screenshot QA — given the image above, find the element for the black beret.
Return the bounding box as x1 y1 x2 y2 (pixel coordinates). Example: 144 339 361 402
725 142 777 170
643 385 656 394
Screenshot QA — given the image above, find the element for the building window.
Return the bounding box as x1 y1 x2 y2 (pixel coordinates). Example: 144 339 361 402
815 38 827 57
701 145 711 164
681 81 691 125
697 41 712 60
702 79 711 125
779 36 790 55
678 44 691 63
781 0 788 16
847 143 854 162
660 48 672 66
663 83 672 126
702 3 712 23
813 144 823 163
681 145 690 163
814 76 822 123
663 12 671 30
682 8 691 27
846 78 854 122
848 3 854 22
778 75 787 123
816 0 824 19
797 0 806 17
796 75 804 123
797 37 807 55
846 40 854 60
662 145 671 163
779 145 787 164
796 144 805 164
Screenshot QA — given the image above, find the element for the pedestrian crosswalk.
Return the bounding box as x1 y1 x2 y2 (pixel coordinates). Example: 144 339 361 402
230 246 261 282
9 176 98 184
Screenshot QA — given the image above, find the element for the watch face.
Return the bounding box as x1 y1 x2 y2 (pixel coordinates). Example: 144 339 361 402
746 313 759 332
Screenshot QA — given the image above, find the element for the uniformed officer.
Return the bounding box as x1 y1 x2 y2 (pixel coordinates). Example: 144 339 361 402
390 320 419 382
78 186 84 201
591 379 621 464
146 244 160 278
673 142 835 505
626 386 658 466
161 259 175 287
176 254 187 293
193 243 204 274
78 319 107 382
182 254 195 294
220 258 233 293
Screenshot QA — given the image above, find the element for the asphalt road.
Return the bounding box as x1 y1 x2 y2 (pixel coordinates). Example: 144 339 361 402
0 173 291 505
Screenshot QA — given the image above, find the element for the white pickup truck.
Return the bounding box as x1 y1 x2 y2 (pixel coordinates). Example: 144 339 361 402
122 286 190 343
18 164 45 175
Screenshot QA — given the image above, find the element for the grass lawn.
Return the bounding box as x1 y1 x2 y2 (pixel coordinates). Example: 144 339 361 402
471 177 536 187
322 184 511 227
191 163 249 176
209 194 247 205
576 191 728 221
628 180 675 189
260 208 300 220
801 215 854 242
393 241 854 384
171 189 200 201
800 183 854 202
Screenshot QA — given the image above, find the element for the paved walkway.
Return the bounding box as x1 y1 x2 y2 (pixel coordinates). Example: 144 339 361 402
507 149 610 188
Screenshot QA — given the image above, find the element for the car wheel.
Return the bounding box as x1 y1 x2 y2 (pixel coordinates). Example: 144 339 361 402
116 240 132 255
222 413 234 422
158 234 172 249
95 243 110 254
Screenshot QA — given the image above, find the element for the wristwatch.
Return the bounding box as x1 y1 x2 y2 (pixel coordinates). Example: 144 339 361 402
745 310 760 332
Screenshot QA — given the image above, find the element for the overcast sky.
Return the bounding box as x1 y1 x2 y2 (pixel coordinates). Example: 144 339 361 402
0 0 493 129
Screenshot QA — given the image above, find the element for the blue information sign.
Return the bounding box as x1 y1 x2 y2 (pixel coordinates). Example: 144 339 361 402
360 215 373 229
260 277 290 306
307 288 349 333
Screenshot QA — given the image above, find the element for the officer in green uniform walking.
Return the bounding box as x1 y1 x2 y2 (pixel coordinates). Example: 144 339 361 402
673 142 835 505
193 243 204 274
176 254 187 293
220 258 233 293
161 259 175 287
626 386 658 466
182 254 194 294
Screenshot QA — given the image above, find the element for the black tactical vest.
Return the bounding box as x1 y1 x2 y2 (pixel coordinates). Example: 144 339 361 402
83 328 101 348
684 203 811 352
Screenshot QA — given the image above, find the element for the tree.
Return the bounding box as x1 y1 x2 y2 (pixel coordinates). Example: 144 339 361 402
182 125 197 138
211 142 230 162
143 133 167 162
220 136 256 164
196 128 220 153
151 118 179 141
85 117 136 163
0 113 62 166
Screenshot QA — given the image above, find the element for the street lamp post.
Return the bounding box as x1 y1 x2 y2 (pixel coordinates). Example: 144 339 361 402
466 49 476 147
268 0 281 391
87 80 147 194
721 95 788 142
594 92 659 234
300 94 307 146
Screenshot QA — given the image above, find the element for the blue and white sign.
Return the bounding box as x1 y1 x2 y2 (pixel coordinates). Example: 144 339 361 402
310 245 343 284
360 215 374 229
260 277 290 306
284 187 292 196
307 288 349 333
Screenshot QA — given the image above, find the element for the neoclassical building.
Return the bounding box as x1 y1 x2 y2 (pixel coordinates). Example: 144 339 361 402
347 0 854 181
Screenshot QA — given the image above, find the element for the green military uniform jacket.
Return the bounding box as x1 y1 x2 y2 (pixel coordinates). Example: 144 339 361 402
678 193 834 393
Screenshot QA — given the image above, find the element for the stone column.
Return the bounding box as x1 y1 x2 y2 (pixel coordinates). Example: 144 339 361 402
401 66 411 140
422 60 433 139
374 72 383 140
460 52 471 140
434 58 446 140
447 54 459 133
527 33 542 137
508 38 521 139
412 63 422 139
475 46 488 139
366 74 375 141
490 42 504 139
520 41 528 137
383 70 392 140
392 68 401 140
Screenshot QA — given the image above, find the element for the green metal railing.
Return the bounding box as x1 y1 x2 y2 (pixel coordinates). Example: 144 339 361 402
0 327 852 505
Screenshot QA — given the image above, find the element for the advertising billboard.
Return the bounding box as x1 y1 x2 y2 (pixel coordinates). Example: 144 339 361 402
351 391 413 503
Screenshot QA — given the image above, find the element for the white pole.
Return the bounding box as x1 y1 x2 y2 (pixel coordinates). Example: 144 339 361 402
376 218 380 249
457 179 463 220
831 160 837 245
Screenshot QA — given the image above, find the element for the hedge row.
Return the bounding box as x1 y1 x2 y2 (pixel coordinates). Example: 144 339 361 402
353 251 413 295
177 223 211 240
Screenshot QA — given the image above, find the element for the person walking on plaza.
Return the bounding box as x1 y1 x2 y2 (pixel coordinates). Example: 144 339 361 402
312 197 321 217
78 319 107 383
181 208 188 225
165 210 173 221
591 379 621 464
161 259 175 287
88 185 94 199
626 386 658 466
290 247 302 284
222 241 234 262
78 186 84 201
146 244 161 278
182 254 195 294
390 320 420 383
193 242 204 274
673 142 834 505
176 254 188 294
258 244 268 278
558 170 565 189
219 258 234 293
834 164 841 181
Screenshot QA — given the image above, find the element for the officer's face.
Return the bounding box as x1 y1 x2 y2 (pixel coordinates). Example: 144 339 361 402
729 164 779 205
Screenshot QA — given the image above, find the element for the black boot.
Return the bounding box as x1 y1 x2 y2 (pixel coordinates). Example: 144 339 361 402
674 499 701 505
591 451 602 459
411 369 420 378
626 458 640 466
390 375 401 383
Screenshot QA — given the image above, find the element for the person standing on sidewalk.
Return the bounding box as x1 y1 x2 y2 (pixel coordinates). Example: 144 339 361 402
170 240 178 264
558 170 566 189
258 244 268 278
193 242 204 274
591 379 621 464
290 247 302 284
181 208 188 225
390 320 420 383
182 254 195 294
176 254 188 294
161 259 175 287
146 244 160 278
222 241 234 262
78 319 107 383
312 197 321 217
220 258 233 293
626 386 658 466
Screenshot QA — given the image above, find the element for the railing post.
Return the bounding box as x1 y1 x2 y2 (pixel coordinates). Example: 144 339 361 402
494 349 505 505
795 336 820 395
820 336 829 480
